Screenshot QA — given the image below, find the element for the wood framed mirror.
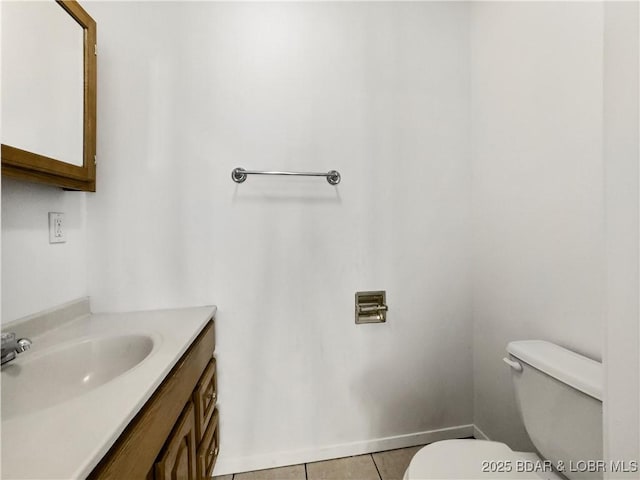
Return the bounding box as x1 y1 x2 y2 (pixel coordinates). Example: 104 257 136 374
1 0 97 192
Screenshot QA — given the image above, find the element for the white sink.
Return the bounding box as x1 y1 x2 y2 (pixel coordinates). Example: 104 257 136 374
1 334 155 419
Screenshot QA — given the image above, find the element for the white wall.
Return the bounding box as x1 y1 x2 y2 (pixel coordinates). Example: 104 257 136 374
470 2 605 450
603 1 640 473
1 178 88 322
84 1 472 474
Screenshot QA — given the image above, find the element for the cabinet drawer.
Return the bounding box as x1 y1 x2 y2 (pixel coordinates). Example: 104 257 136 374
197 409 219 480
193 358 217 443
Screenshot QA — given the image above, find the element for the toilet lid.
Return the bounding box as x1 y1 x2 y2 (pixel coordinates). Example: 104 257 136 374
405 440 544 479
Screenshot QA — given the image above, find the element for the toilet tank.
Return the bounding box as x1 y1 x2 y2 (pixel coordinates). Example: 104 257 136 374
506 341 603 480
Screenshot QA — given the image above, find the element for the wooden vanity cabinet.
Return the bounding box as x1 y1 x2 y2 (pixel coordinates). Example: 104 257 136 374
89 318 219 480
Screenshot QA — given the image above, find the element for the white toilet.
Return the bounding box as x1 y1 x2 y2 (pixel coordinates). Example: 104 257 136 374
405 340 603 479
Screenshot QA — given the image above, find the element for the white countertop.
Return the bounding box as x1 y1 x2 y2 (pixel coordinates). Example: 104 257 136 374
1 305 216 479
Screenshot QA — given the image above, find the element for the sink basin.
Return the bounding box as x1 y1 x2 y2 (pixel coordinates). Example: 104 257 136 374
2 334 155 419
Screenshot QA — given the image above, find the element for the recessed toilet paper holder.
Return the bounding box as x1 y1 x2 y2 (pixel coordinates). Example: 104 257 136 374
355 291 388 324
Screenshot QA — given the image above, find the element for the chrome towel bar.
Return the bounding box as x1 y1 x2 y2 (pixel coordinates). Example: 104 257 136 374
231 167 341 185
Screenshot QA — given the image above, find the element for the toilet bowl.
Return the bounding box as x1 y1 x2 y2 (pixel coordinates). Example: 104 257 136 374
403 439 562 479
405 340 603 480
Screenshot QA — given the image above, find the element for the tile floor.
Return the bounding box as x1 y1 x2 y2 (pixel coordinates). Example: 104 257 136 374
214 445 424 480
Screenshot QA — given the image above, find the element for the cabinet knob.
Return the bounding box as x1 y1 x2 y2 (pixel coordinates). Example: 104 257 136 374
207 392 217 402
209 447 219 457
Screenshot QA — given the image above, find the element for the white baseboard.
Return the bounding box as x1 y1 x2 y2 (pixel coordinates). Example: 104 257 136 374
473 424 490 440
213 424 474 476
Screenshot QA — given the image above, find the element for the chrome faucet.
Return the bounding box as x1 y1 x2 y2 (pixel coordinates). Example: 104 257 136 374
1 333 32 365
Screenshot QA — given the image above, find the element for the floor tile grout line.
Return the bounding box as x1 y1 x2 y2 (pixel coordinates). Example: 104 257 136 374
221 444 424 480
370 453 383 480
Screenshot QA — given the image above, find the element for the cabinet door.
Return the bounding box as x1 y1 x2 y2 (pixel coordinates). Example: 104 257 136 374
193 358 217 443
155 401 197 480
197 409 220 479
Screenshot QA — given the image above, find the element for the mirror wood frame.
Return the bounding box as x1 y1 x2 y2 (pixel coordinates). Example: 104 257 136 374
1 0 97 192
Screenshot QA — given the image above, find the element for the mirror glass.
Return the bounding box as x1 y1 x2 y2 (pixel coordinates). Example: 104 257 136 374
2 0 84 166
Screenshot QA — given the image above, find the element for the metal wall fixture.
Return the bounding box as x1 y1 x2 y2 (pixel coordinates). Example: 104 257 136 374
355 291 388 324
231 167 341 185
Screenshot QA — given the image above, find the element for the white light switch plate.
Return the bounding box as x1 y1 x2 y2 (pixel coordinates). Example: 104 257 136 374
49 212 66 243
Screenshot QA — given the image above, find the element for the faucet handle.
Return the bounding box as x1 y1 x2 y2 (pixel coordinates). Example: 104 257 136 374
16 338 32 353
1 333 32 365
